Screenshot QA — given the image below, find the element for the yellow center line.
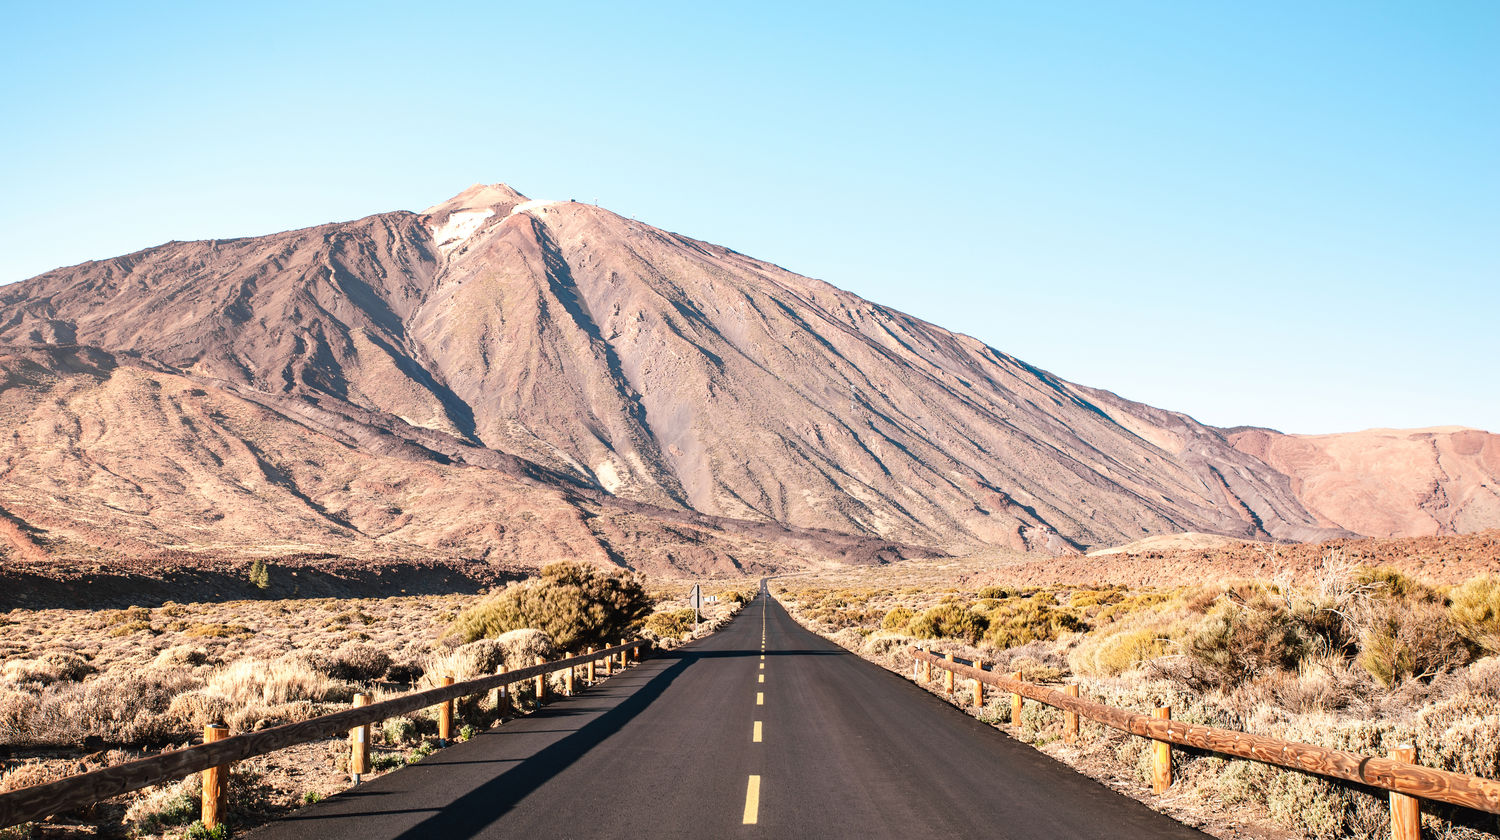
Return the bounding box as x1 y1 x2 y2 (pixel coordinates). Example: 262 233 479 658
759 662 764 669
756 692 764 705
758 674 765 683
753 720 763 742
743 775 761 824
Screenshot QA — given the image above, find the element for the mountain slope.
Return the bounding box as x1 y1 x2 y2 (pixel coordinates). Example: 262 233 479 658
0 344 925 581
0 182 1489 569
1229 426 1500 537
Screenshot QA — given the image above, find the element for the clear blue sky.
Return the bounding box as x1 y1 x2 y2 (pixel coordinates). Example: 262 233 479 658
2 1 1495 434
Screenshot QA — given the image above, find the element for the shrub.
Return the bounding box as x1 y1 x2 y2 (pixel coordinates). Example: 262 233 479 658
109 620 155 637
153 646 211 668
186 624 254 639
186 820 229 840
1074 626 1172 676
977 586 1012 600
5 670 199 747
421 631 557 691
643 609 697 640
1357 597 1471 688
1354 566 1428 600
248 558 271 590
1450 575 1500 654
907 604 988 644
1184 598 1305 691
985 602 1087 649
446 563 651 651
202 655 353 707
313 643 392 681
881 607 915 631
1 652 96 686
129 789 198 834
382 716 417 744
103 606 151 626
386 660 424 685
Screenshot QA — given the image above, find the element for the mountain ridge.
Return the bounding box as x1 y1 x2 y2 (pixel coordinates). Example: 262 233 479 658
1 183 1494 578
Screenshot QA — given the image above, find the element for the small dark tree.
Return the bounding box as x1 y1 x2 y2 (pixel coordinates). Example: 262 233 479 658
248 558 270 591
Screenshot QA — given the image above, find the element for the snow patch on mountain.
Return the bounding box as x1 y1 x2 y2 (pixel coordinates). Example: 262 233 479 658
431 209 495 255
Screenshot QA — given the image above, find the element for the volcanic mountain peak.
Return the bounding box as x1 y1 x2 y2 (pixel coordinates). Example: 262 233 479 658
0 181 1495 582
423 183 530 216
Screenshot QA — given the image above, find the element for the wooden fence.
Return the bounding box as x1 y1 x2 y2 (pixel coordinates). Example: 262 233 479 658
0 640 648 830
912 646 1500 839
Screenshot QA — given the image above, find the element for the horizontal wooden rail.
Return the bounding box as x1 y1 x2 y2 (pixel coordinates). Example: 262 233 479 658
910 646 1500 816
0 640 649 829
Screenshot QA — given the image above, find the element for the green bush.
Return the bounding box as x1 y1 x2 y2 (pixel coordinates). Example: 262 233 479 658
185 820 230 840
881 607 915 631
1450 575 1500 653
1073 626 1172 676
381 716 417 745
134 791 199 833
985 602 1087 649
1354 566 1428 599
248 558 270 590
1357 597 1471 687
907 604 988 644
644 609 697 639
447 562 652 651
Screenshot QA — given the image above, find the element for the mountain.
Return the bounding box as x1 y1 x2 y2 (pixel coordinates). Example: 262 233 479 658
0 183 1494 582
1228 426 1500 537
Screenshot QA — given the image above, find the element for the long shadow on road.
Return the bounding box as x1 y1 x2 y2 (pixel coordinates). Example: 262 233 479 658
269 650 700 839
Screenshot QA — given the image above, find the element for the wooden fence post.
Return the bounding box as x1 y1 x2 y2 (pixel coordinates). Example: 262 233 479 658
200 724 229 829
535 657 547 702
943 652 955 694
1011 672 1024 726
921 650 931 682
1064 684 1080 744
1153 706 1173 794
349 694 370 783
1390 745 1421 840
437 676 454 743
604 648 613 676
564 657 574 696
492 664 508 714
619 639 627 669
586 647 595 685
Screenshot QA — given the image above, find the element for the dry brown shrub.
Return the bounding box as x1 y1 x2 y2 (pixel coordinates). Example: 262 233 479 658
151 645 211 668
203 656 353 707
420 630 556 689
311 642 392 682
0 760 74 793
0 652 95 686
4 669 199 747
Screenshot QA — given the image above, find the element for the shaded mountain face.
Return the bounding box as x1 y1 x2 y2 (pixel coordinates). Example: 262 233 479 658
0 183 1491 573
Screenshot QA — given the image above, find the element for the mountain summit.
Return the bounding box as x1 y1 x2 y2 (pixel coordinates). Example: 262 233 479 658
0 184 1495 576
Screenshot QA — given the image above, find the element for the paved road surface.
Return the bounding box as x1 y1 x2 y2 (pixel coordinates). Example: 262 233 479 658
249 587 1207 839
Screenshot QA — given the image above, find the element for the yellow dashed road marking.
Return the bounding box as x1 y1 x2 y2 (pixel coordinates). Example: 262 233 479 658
753 720 763 742
756 692 764 705
743 775 761 824
758 674 765 683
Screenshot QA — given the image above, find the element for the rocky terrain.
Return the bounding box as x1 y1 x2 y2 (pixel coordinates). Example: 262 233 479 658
0 183 1496 595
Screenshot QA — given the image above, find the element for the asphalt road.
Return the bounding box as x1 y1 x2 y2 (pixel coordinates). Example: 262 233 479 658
249 587 1208 839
